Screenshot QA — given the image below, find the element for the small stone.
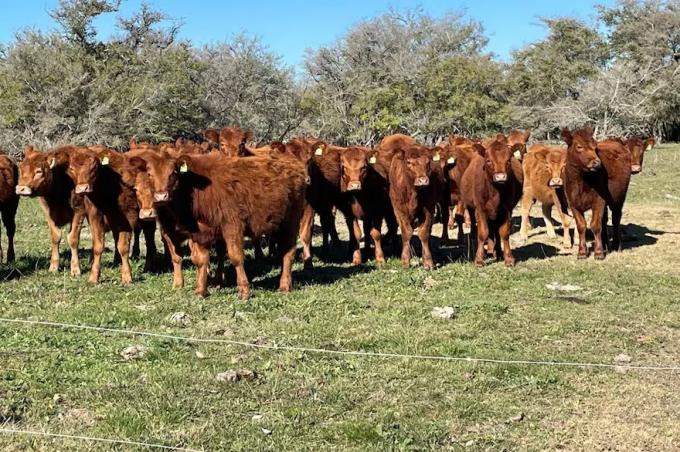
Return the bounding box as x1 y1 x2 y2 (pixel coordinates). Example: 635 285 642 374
506 412 524 423
252 414 264 421
423 276 438 290
431 306 457 320
261 427 272 435
465 440 474 447
52 394 65 404
614 353 632 364
546 282 582 292
195 351 206 359
61 408 96 427
120 345 146 361
216 369 257 383
169 312 192 327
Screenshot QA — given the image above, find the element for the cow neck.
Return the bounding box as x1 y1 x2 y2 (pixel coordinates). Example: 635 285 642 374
42 165 74 205
89 165 122 208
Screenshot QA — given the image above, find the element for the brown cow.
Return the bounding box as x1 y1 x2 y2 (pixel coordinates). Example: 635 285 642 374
461 135 520 267
0 153 19 262
16 146 86 275
519 145 571 247
389 144 442 269
218 126 253 157
56 147 153 284
562 128 632 259
441 137 478 244
339 146 397 265
144 152 307 299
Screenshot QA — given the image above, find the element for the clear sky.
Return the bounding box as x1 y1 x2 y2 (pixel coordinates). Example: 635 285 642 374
2 0 613 68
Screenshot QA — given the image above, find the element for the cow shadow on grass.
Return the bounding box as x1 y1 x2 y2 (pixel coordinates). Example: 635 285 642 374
0 255 45 280
617 223 665 250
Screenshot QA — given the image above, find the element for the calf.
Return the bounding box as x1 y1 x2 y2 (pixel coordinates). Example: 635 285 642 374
339 147 397 265
441 137 478 244
218 126 253 157
562 128 632 259
57 147 152 284
519 145 571 247
461 135 520 267
389 144 442 269
0 153 19 262
145 152 307 299
16 146 86 275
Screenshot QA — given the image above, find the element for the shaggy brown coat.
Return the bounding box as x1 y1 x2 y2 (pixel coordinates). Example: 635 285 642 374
0 152 19 262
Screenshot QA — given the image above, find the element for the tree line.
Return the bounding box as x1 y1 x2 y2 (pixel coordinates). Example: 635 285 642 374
0 0 678 156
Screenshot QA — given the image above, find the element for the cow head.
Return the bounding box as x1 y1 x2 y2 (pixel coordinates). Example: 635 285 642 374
340 147 369 192
477 134 512 185
16 146 67 196
143 152 182 204
507 129 531 161
561 127 601 172
537 149 567 187
125 156 156 219
219 126 253 157
625 137 655 174
65 149 101 194
203 128 220 145
401 145 435 187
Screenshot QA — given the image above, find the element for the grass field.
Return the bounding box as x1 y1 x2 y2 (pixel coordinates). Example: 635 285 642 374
1 145 679 451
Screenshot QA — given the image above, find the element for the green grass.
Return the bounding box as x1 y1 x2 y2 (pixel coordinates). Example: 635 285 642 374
1 145 680 450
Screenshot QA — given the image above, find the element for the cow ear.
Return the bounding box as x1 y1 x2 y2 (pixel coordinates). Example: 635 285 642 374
495 133 507 144
128 156 147 172
270 141 286 153
473 143 486 157
50 150 69 169
523 129 531 141
583 126 594 137
561 128 573 146
24 145 37 157
129 137 138 149
243 130 254 143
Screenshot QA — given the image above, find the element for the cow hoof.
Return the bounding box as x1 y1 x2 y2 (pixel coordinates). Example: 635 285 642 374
278 284 291 293
194 288 208 298
474 260 485 268
121 277 132 286
505 258 516 267
594 252 606 260
172 281 184 289
375 258 385 267
237 289 250 300
88 276 99 285
49 264 59 272
70 267 81 277
401 260 410 269
577 252 588 260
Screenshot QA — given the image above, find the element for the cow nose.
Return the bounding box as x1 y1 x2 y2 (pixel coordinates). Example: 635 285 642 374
549 177 563 187
590 159 602 171
347 181 362 191
139 208 157 219
15 185 32 196
154 192 169 203
493 172 508 183
75 184 92 194
631 165 641 174
414 176 429 186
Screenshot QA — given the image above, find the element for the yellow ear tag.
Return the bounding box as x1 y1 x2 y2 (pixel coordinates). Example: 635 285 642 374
49 158 56 169
369 156 377 164
101 156 109 166
447 157 455 164
513 150 522 160
179 162 188 173
315 148 324 156
432 153 440 162
645 144 652 151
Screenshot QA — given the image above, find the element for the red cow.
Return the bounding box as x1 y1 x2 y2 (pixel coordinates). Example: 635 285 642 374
461 135 520 267
624 137 655 174
389 144 442 269
16 146 86 275
0 153 19 262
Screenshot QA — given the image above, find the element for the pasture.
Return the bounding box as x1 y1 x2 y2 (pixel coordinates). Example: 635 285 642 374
1 144 679 451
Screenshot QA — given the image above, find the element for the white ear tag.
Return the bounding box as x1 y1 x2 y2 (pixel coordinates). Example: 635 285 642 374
369 156 377 164
315 148 324 156
101 156 109 165
645 144 652 151
49 158 56 169
179 162 188 173
432 153 440 162
447 157 455 164
513 150 522 160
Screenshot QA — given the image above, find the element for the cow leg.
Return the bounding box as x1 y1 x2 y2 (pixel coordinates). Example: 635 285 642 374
467 207 477 260
88 217 105 284
330 207 341 247
67 211 84 277
47 218 62 271
276 226 298 294
474 211 489 267
554 190 571 248
455 201 465 245
1 207 15 263
299 203 314 269
542 203 556 239
116 230 133 285
610 206 623 252
572 209 589 259
384 206 398 253
131 224 141 259
189 240 210 297
141 221 157 272
253 237 264 261
162 231 183 289
397 215 413 269
319 209 333 255
371 218 385 266
519 189 534 242
418 211 435 270
441 202 450 245
591 202 606 260
601 206 610 252
346 216 362 265
224 231 249 300
214 240 226 287
499 215 515 267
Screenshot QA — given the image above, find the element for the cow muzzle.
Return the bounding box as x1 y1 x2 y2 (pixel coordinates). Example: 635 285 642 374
75 184 92 194
631 164 641 174
139 208 157 220
588 159 602 171
549 177 563 187
493 173 508 184
15 185 32 196
414 176 430 187
347 181 362 191
154 192 170 203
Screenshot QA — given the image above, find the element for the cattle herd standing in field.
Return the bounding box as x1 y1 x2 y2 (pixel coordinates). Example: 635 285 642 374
0 126 656 299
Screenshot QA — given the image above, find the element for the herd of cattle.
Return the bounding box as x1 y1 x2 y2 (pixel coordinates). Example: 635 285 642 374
0 126 655 299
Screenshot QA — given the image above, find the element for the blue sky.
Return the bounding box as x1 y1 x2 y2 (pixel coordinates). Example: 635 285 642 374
2 0 613 67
